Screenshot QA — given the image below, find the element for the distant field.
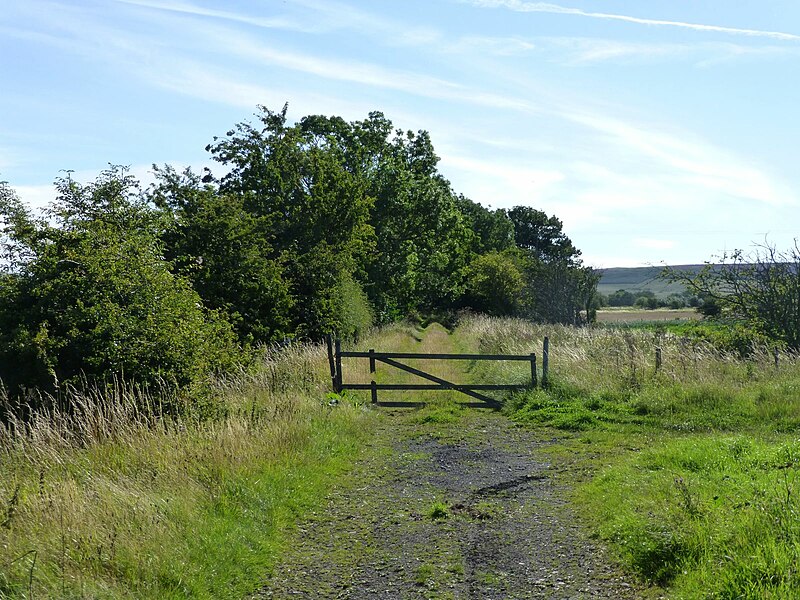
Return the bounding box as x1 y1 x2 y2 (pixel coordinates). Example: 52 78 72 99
595 308 701 323
596 264 706 299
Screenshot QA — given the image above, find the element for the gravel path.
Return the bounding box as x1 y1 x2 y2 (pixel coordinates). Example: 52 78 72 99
254 409 659 599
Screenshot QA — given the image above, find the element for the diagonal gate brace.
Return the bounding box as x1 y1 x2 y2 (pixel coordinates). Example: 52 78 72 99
378 356 501 408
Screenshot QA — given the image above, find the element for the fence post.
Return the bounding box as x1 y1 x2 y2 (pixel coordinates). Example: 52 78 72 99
655 347 662 373
530 353 537 388
542 337 549 389
334 338 343 394
369 349 376 375
369 348 378 403
775 347 780 370
326 335 337 392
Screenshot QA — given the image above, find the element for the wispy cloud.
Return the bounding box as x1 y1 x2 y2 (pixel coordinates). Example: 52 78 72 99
444 35 536 56
114 0 444 46
439 153 565 205
539 37 800 66
468 1 800 41
111 0 314 32
560 111 799 208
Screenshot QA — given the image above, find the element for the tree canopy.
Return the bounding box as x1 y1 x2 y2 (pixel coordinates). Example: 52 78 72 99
0 167 239 403
0 104 599 410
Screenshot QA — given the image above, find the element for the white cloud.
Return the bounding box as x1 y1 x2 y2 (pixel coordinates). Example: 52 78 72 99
538 37 800 66
438 153 565 206
467 1 800 41
564 112 799 208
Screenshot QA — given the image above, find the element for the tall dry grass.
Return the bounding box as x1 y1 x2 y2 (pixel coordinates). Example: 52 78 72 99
460 314 798 393
0 340 375 598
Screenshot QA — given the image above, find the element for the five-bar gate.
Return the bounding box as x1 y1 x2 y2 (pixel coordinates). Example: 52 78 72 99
326 337 549 409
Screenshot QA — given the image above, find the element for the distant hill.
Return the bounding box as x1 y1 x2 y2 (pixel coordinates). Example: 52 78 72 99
596 264 707 299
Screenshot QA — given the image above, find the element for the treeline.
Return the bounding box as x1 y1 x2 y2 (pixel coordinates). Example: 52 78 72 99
602 289 703 310
0 105 596 403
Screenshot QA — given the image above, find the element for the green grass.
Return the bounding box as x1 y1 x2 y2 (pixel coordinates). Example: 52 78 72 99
458 314 800 599
426 501 451 521
579 436 800 596
0 337 385 598
6 315 800 598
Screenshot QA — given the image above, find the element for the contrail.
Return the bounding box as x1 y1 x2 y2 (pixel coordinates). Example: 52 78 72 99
470 0 800 42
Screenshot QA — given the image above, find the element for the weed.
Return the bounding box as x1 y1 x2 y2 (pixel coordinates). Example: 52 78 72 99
673 476 701 518
426 501 450 521
477 569 501 585
414 563 436 586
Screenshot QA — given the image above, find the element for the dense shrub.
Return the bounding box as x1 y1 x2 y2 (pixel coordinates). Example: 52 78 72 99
0 168 240 405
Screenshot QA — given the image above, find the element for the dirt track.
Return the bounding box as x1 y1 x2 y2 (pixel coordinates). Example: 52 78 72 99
255 409 658 599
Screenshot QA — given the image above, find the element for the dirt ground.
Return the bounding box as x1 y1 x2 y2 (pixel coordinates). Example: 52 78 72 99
254 408 663 599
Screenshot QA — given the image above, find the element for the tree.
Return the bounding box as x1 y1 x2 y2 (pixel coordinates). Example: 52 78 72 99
0 168 239 403
454 194 515 256
520 258 599 325
665 244 800 350
607 289 637 307
354 125 472 320
204 104 376 337
150 165 293 345
505 206 580 264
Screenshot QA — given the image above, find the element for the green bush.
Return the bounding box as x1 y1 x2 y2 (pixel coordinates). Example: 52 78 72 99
0 168 240 407
464 251 524 316
332 272 374 340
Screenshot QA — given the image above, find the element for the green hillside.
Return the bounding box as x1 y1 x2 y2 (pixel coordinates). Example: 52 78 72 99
596 264 706 299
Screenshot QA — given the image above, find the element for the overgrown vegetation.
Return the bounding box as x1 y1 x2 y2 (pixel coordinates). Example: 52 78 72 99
0 334 377 598
665 244 800 351
461 315 800 597
1 104 596 411
4 100 799 599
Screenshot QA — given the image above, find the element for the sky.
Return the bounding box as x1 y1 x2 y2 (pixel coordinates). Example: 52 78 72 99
1 0 799 268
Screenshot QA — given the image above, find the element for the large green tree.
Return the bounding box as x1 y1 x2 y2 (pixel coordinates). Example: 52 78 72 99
150 165 293 345
506 206 579 264
204 104 375 338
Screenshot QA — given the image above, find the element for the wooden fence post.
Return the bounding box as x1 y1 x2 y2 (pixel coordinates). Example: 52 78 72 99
530 353 537 388
655 347 662 373
326 335 337 392
369 349 378 403
369 349 376 375
334 338 343 394
542 337 549 389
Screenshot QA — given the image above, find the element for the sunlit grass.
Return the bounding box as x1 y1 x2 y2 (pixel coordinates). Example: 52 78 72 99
458 314 800 598
0 340 380 598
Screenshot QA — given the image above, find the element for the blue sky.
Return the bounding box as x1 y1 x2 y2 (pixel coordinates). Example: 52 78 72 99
2 0 799 267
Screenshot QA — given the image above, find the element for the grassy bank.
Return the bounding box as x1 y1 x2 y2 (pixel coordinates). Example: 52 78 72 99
0 339 379 598
459 315 800 598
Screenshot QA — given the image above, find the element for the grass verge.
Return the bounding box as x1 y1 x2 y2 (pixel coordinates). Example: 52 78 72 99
0 340 378 598
458 315 800 598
